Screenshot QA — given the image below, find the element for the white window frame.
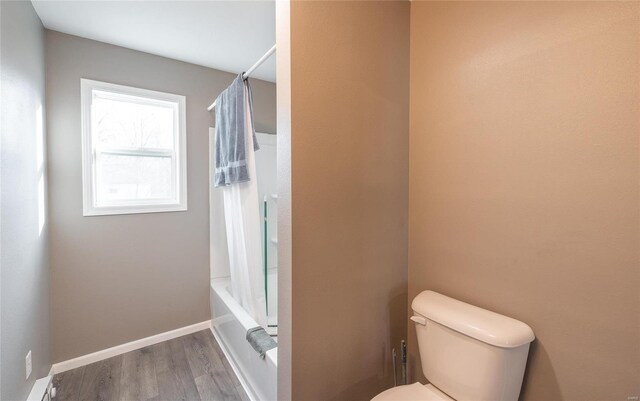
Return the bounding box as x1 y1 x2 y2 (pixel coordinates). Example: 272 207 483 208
81 79 187 216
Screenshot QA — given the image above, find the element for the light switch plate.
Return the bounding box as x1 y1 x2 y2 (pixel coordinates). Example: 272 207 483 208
26 350 32 379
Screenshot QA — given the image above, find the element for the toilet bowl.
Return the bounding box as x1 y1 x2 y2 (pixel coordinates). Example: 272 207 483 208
371 291 534 401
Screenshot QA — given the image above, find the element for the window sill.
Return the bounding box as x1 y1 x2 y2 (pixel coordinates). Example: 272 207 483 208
83 203 188 217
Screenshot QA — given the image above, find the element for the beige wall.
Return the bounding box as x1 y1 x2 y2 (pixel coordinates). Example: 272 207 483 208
290 2 409 400
409 2 639 400
46 31 276 362
1 2 51 400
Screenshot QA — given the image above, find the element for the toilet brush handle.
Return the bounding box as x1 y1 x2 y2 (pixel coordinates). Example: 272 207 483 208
401 340 407 385
392 348 398 387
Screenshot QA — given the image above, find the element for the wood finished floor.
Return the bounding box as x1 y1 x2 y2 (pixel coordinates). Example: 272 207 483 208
53 330 250 401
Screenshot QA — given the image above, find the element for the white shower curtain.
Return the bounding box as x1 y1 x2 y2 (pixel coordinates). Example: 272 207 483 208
220 84 266 328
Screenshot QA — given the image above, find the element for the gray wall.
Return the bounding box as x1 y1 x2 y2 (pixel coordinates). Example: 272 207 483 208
45 31 276 362
1 1 51 400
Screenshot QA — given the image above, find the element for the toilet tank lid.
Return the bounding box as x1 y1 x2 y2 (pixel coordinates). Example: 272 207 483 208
412 291 535 348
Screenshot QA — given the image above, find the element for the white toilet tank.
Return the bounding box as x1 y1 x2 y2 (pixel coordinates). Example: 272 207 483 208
411 291 535 401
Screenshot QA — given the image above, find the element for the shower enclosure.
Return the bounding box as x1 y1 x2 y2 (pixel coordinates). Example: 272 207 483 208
255 133 278 333
209 129 277 401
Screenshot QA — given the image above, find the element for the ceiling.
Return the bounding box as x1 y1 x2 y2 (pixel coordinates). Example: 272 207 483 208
31 1 276 82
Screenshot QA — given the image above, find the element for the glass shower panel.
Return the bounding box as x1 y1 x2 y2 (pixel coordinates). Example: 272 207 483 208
255 133 277 332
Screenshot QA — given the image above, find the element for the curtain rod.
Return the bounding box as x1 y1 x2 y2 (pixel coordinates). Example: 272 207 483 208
207 44 276 111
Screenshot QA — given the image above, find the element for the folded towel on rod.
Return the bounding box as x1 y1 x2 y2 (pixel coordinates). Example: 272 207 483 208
213 73 259 187
246 326 277 359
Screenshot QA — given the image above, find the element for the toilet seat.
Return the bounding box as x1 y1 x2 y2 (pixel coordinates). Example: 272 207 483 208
371 383 453 401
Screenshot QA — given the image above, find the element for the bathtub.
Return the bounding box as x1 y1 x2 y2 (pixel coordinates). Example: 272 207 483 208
210 278 277 401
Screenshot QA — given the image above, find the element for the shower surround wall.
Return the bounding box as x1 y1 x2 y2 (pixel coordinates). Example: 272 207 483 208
45 31 276 363
408 2 639 400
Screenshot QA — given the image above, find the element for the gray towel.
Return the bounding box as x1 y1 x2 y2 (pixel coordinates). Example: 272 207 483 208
214 74 259 187
246 327 277 359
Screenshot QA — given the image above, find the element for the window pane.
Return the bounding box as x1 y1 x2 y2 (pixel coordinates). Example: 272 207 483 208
93 93 175 150
97 154 173 202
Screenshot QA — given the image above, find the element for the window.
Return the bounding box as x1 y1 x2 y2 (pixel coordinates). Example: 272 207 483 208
81 79 187 216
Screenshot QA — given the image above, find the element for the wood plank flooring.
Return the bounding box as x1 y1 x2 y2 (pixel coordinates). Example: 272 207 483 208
53 330 250 401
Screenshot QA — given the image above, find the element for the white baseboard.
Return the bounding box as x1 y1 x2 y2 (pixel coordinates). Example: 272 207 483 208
51 320 211 374
26 374 53 401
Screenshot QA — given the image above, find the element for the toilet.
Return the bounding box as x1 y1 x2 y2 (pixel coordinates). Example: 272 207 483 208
373 291 535 401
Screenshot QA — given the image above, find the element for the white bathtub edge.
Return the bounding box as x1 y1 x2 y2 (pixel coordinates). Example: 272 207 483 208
209 323 260 401
212 278 257 330
266 347 277 367
211 278 277 400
